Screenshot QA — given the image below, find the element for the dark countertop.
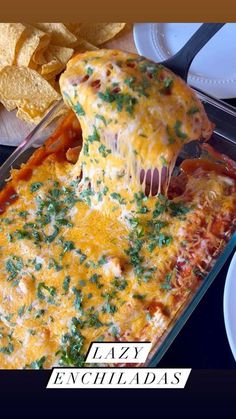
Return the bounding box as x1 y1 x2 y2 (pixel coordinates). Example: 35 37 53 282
0 97 235 369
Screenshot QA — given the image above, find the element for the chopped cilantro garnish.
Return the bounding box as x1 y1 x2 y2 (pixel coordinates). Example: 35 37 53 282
160 76 173 94
95 114 107 126
26 356 46 369
18 305 25 317
35 262 42 271
79 188 95 206
44 225 59 243
74 102 85 116
110 192 126 205
83 142 89 156
86 67 93 76
7 233 13 242
63 276 71 294
62 240 75 253
36 282 56 303
161 273 172 290
76 249 87 264
84 312 103 328
48 258 63 271
169 201 191 217
112 277 128 291
187 106 200 115
90 273 103 289
58 317 85 367
98 88 138 115
19 211 29 218
35 309 45 319
132 294 146 300
98 144 112 158
72 287 83 312
0 342 14 355
30 182 43 193
98 255 107 266
134 192 149 214
5 256 23 281
102 301 117 314
174 120 187 139
160 155 168 167
87 125 100 143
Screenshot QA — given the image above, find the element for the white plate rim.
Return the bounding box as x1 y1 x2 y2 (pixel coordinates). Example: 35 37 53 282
223 251 236 361
133 23 236 99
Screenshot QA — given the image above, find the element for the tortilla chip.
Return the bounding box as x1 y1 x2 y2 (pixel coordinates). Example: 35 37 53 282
76 23 126 45
0 23 26 66
63 23 81 34
47 45 74 64
16 25 51 68
40 44 74 80
0 66 60 123
33 23 77 47
74 39 98 53
41 60 63 78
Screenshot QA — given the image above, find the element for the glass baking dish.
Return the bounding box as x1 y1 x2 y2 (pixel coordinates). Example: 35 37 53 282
0 90 235 368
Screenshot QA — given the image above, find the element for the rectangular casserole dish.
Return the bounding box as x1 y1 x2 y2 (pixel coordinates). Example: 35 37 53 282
0 90 236 368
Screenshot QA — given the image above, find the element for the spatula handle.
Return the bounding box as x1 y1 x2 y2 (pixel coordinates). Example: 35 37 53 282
162 23 225 80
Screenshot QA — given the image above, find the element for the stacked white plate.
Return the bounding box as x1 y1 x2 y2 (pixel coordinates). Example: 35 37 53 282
133 23 236 99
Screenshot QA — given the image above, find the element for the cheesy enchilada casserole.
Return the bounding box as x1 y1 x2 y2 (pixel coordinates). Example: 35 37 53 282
0 50 235 369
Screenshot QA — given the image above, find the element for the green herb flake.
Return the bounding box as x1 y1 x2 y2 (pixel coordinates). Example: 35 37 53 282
95 114 107 126
36 282 56 303
48 258 63 271
72 287 83 312
18 305 26 317
30 182 43 193
160 155 168 167
102 302 117 314
132 293 146 300
112 277 128 291
63 276 71 294
161 273 172 290
62 240 75 253
35 262 42 271
26 356 46 370
57 317 85 367
44 225 59 243
74 102 85 116
5 256 23 281
110 192 126 205
35 309 45 319
76 249 87 264
83 142 89 156
86 67 93 76
87 125 100 143
187 106 200 115
169 201 191 217
174 120 187 139
98 144 112 158
7 233 13 243
98 88 138 115
19 211 29 218
89 273 103 289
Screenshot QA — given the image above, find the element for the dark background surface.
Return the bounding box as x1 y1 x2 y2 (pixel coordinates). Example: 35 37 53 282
0 98 235 369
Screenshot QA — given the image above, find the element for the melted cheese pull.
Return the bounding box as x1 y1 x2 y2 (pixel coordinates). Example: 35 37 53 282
60 49 213 194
